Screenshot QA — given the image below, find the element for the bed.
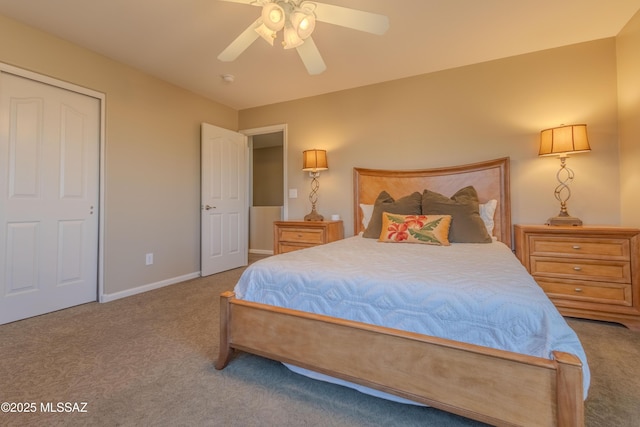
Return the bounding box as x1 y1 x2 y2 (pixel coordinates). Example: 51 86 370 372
216 157 589 426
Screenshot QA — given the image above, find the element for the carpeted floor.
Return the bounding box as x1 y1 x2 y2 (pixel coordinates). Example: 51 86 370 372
0 255 639 427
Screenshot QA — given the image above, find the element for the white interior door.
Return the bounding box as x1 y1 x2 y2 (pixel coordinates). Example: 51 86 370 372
0 71 100 324
201 123 248 276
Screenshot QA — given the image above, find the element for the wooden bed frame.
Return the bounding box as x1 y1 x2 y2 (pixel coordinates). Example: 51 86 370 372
216 157 585 426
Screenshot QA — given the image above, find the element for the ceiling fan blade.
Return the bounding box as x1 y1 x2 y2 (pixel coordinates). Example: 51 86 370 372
304 1 389 35
218 18 262 62
296 37 326 75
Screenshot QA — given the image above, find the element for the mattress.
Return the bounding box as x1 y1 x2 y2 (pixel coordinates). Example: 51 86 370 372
234 235 590 400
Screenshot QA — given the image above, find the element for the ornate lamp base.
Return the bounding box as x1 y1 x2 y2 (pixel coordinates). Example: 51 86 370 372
546 157 582 226
305 171 324 221
304 207 324 221
547 213 582 226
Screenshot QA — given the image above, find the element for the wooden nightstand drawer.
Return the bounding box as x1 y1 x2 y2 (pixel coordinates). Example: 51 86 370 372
273 220 344 254
278 228 325 245
530 257 631 283
529 236 629 260
278 242 314 254
537 278 632 306
515 224 640 330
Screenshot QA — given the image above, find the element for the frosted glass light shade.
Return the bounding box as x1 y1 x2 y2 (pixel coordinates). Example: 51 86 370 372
261 3 285 31
290 10 316 39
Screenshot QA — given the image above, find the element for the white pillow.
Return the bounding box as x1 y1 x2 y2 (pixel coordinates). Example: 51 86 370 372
479 199 497 236
360 203 374 230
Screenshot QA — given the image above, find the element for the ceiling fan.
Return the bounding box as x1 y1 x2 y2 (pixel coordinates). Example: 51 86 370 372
218 0 389 75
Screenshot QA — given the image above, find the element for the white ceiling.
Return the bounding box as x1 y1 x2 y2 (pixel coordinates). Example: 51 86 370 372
1 0 639 110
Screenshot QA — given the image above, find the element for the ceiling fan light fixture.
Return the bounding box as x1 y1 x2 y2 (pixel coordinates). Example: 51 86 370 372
219 0 389 75
282 24 304 49
290 9 316 39
261 3 285 31
254 23 276 45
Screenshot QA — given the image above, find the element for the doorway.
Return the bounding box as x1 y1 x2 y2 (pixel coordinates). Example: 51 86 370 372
243 124 288 255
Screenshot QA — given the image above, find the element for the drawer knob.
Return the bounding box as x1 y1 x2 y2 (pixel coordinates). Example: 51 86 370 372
574 288 583 293
572 245 581 250
573 266 582 271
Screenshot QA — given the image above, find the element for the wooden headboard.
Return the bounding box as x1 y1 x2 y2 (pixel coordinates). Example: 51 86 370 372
353 157 511 247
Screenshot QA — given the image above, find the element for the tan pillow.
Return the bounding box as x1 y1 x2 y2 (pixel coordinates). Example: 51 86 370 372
378 212 452 246
362 191 422 239
421 186 492 243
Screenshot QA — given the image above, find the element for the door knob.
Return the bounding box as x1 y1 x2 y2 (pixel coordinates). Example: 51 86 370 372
204 205 216 210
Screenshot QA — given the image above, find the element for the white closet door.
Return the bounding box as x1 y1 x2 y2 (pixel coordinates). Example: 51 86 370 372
0 71 100 324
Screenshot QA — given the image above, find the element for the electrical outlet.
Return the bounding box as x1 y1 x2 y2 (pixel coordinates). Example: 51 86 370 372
145 253 153 265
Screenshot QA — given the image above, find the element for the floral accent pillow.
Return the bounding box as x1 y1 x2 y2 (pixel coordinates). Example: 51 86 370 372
363 191 422 239
378 212 452 246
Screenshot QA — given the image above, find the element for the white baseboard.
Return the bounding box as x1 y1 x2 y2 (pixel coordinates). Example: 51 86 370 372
100 271 201 303
249 249 274 255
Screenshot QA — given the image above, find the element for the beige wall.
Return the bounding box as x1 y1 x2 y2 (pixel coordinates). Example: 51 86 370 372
617 10 640 227
239 39 621 237
0 11 631 299
0 14 238 295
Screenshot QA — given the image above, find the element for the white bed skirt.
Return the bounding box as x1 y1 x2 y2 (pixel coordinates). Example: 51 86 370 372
283 363 425 406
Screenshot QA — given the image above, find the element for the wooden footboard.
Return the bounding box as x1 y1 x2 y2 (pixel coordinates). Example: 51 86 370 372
216 291 584 427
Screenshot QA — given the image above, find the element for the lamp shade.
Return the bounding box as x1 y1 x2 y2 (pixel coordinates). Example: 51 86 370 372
290 9 316 39
282 23 304 49
254 23 276 45
539 124 591 157
302 149 328 171
261 3 285 31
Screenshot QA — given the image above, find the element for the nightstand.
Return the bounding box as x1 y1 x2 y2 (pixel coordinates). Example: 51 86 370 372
515 224 640 330
273 220 344 255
